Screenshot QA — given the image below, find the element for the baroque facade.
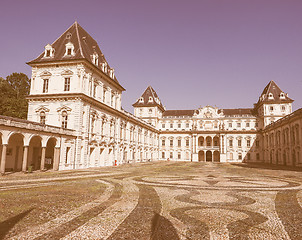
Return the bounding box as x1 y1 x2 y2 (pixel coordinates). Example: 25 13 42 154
0 22 301 174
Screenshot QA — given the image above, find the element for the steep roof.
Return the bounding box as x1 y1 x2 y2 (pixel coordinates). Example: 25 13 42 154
163 110 195 117
220 108 255 116
255 80 293 108
27 21 124 90
132 86 165 111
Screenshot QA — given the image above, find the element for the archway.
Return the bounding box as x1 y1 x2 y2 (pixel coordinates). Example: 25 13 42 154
206 137 212 147
283 151 286 166
292 150 296 166
213 151 220 162
7 133 24 172
198 151 204 162
206 151 212 162
45 138 56 170
198 136 204 146
213 136 219 147
28 136 42 170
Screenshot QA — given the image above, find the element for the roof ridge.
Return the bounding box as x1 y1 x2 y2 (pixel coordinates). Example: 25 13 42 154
263 80 273 98
75 21 84 58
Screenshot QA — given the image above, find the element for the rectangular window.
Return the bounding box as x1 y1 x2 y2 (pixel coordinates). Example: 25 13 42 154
43 79 49 93
64 77 70 91
186 139 189 146
246 122 250 127
237 122 241 128
238 153 242 160
178 123 181 128
186 123 189 128
170 123 173 128
229 122 232 128
162 152 165 159
170 139 173 147
162 124 165 128
238 139 241 147
93 84 97 98
229 139 233 147
178 152 181 159
256 153 260 160
162 139 165 146
178 139 181 147
67 48 72 55
247 139 251 147
65 147 70 164
170 152 173 159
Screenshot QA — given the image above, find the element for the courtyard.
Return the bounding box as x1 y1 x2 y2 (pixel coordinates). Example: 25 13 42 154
0 162 302 240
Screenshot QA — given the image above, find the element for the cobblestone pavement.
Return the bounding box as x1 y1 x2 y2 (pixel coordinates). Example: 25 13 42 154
1 162 302 240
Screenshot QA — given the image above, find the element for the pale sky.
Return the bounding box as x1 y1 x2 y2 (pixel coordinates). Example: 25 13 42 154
1 0 302 112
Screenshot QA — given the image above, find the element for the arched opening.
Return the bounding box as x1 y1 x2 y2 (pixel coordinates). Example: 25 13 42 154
7 133 24 172
198 151 204 162
213 151 220 162
292 150 296 166
89 147 95 167
213 136 219 147
198 136 204 146
206 137 212 147
45 138 56 170
206 151 212 162
283 151 286 166
28 136 42 170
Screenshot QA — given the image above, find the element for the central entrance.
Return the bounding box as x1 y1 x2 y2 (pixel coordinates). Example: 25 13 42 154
206 151 212 162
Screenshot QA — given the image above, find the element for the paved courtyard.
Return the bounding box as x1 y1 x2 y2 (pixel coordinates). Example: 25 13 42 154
1 162 302 240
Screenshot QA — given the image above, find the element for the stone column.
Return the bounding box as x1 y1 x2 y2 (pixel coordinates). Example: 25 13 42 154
53 147 60 171
0 144 7 175
40 147 46 171
22 146 29 172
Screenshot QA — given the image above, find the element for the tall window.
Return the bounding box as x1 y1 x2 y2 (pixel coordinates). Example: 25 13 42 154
40 111 46 124
238 139 241 147
247 139 251 147
162 139 165 146
178 152 181 159
64 77 70 91
178 139 181 147
170 139 173 147
186 139 189 146
62 111 68 128
170 152 173 159
162 152 165 159
238 153 242 160
43 79 49 93
229 139 233 147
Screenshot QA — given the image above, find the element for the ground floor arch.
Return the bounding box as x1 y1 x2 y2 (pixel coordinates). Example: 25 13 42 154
6 133 24 172
213 151 220 162
206 151 212 162
198 151 204 161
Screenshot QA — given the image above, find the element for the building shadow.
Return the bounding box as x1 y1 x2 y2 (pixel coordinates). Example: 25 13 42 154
151 212 180 240
0 208 34 240
232 163 302 172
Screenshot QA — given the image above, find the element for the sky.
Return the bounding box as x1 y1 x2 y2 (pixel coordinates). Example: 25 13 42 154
1 0 302 112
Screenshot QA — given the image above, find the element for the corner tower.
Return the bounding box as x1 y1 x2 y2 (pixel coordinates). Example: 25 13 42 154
254 80 293 128
133 86 165 127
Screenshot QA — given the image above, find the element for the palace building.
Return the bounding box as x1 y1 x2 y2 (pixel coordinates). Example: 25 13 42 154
0 22 301 174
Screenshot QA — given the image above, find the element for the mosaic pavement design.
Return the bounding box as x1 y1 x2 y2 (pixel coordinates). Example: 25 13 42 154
1 162 302 240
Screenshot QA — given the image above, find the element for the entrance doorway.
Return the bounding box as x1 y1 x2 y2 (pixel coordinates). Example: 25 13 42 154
206 151 212 162
198 151 204 161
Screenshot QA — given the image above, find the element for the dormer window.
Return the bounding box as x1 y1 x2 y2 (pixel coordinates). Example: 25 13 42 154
280 92 285 99
44 44 54 58
109 68 115 79
65 42 75 56
148 97 153 102
139 97 144 103
92 53 99 66
268 93 274 99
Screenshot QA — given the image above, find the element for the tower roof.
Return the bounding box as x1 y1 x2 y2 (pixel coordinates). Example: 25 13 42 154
132 86 165 111
255 80 293 108
27 21 124 91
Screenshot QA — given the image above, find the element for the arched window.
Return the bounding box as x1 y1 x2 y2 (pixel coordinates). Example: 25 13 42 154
40 111 46 124
62 111 68 128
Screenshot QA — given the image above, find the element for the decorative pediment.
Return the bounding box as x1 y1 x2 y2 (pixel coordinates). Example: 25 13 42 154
61 69 74 76
40 71 52 77
35 106 50 113
56 105 72 113
195 105 223 119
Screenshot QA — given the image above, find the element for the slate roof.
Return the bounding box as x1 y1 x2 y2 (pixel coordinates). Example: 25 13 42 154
27 21 124 90
220 108 255 116
255 80 293 108
162 110 195 117
132 86 165 111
